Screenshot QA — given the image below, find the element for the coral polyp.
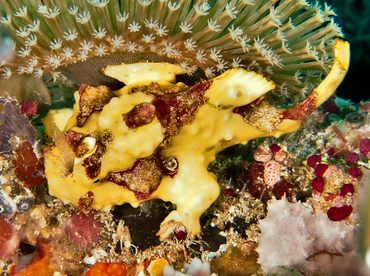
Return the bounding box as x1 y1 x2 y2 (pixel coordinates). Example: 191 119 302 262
1 0 343 107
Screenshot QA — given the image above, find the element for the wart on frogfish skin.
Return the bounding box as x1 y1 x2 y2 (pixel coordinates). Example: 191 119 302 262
77 84 116 127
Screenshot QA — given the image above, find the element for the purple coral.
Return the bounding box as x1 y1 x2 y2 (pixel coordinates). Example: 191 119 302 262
12 141 46 187
0 215 19 258
63 210 104 249
344 152 359 165
360 138 370 156
0 97 36 155
20 100 38 116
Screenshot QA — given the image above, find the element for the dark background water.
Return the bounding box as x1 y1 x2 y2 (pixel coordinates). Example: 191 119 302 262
324 0 370 102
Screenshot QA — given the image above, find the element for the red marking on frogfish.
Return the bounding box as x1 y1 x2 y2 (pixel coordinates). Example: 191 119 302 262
124 103 156 129
151 80 212 136
282 92 317 120
79 84 88 95
134 191 153 201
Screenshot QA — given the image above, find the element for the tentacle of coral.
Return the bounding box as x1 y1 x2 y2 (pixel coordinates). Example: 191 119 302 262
0 0 343 106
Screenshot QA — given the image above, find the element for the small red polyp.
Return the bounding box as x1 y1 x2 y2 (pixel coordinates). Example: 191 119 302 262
327 205 353 221
307 155 321 168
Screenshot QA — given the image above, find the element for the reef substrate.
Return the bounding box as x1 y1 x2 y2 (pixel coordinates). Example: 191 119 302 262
0 66 368 276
